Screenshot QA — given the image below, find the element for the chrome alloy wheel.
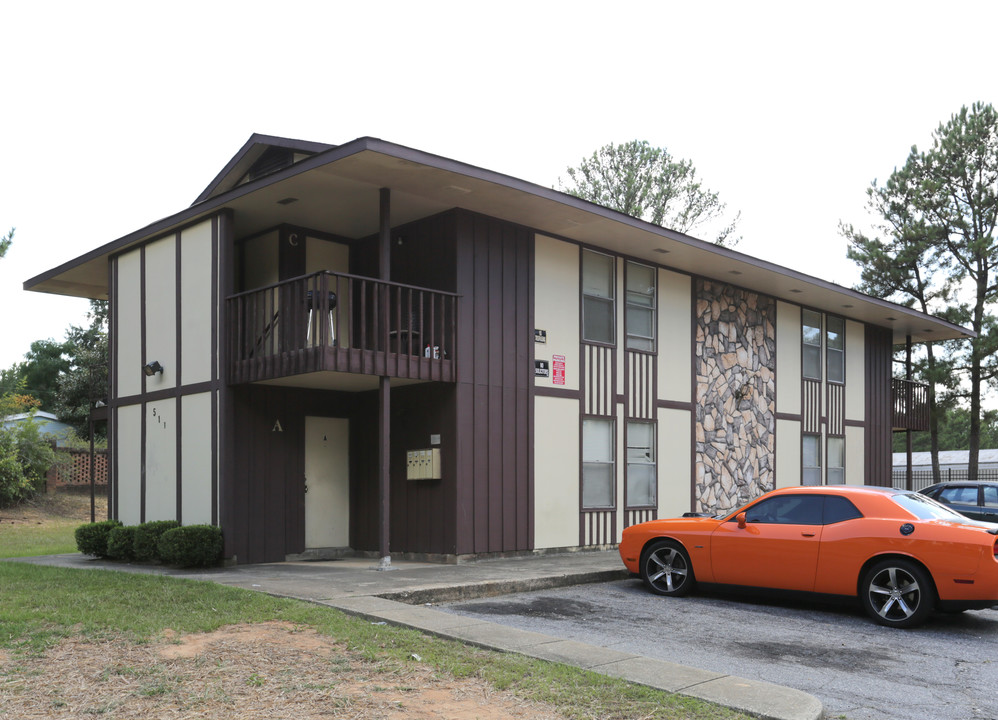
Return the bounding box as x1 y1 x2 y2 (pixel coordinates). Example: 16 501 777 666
641 541 694 596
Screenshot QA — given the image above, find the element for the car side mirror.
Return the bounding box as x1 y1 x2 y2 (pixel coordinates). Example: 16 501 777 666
737 512 747 529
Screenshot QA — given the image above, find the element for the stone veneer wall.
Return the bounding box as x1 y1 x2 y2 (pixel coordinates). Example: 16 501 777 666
695 280 776 513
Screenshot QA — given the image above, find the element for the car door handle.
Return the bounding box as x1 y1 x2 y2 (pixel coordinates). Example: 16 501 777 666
801 532 816 537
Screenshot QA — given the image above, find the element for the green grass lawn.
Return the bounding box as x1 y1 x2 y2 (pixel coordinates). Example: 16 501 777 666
0 563 749 719
0 513 80 557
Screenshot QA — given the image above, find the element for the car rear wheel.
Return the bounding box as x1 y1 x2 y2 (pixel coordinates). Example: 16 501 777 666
640 540 695 597
860 559 936 628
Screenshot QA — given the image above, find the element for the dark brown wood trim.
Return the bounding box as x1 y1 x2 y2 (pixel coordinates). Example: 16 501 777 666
845 418 865 428
657 399 694 411
110 255 118 519
534 386 581 400
215 210 231 528
139 245 147 522
175 232 183 522
690 278 698 512
112 381 215 407
775 411 803 422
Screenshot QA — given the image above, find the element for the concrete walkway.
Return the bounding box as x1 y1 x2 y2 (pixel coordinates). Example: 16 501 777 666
14 551 824 720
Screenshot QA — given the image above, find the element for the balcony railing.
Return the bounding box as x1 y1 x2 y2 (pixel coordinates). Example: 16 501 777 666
892 377 929 432
227 271 457 385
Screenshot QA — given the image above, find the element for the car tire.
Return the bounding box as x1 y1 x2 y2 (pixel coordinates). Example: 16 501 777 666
860 558 936 628
640 540 695 597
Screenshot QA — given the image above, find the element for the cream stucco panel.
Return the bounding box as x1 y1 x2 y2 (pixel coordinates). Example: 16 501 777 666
845 426 865 486
658 269 691 403
306 236 349 274
180 221 214 386
116 404 142 525
534 235 579 391
845 320 866 421
775 418 802 488
533 395 580 549
776 301 802 415
145 400 177 521
181 392 214 525
658 407 692 517
144 236 178 391
116 253 142 399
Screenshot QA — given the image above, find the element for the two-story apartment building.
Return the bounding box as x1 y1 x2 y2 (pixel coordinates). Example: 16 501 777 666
25 134 970 565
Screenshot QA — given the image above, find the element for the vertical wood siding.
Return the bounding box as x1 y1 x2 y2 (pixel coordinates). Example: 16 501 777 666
802 379 822 434
865 325 893 486
584 345 615 416
453 211 534 555
827 383 845 437
625 351 655 420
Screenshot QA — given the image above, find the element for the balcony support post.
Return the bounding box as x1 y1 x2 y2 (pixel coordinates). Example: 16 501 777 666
376 188 393 570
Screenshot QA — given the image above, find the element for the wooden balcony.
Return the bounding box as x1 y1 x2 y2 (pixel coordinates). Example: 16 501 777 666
227 271 457 385
892 377 929 432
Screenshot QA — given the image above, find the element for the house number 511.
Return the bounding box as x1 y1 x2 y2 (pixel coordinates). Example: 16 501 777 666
152 407 166 429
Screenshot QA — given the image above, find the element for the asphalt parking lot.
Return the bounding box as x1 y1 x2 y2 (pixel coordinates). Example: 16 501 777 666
441 578 998 720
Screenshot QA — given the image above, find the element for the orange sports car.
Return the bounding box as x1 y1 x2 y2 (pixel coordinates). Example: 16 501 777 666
618 485 998 628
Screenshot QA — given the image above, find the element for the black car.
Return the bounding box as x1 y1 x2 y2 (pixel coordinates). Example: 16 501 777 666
918 481 998 523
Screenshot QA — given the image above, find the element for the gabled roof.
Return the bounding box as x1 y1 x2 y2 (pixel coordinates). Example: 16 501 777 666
193 133 335 205
24 134 974 345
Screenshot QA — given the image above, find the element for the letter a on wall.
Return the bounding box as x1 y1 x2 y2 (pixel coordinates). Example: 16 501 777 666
273 420 283 433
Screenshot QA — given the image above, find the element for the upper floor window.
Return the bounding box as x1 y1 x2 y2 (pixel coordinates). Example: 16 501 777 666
582 250 614 344
826 315 844 384
802 309 821 380
625 262 656 351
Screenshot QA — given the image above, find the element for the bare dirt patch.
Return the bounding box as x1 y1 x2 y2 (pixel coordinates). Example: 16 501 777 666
0 621 566 719
0 488 107 526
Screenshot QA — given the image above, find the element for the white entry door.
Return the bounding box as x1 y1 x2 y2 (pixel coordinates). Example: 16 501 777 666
304 416 349 548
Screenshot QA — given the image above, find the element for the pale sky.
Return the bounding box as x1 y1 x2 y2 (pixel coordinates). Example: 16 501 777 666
2 0 996 373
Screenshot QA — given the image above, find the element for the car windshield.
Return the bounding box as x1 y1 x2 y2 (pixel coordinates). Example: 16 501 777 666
891 491 982 523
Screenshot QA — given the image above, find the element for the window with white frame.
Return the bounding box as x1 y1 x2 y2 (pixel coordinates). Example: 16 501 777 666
802 309 822 380
826 315 844 384
827 437 845 485
625 262 655 352
582 417 615 508
582 250 615 344
802 434 821 486
626 421 656 507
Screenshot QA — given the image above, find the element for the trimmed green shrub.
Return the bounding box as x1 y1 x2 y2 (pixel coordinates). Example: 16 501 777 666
158 525 223 568
133 520 180 562
107 525 137 561
74 519 123 557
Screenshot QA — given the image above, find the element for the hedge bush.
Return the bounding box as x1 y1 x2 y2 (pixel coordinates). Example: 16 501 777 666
158 525 223 568
74 519 123 558
106 525 137 561
133 520 180 562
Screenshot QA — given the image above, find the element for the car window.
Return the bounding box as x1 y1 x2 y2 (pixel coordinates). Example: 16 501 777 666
743 495 822 525
938 486 979 505
983 486 998 508
823 495 862 524
891 492 972 521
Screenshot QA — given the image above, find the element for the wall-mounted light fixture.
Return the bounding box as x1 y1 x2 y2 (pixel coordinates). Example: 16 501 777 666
143 361 164 376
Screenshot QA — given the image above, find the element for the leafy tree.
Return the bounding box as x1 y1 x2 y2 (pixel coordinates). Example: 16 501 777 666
0 227 12 259
893 403 998 453
844 103 998 479
841 163 958 482
54 299 108 437
558 140 741 246
19 339 72 410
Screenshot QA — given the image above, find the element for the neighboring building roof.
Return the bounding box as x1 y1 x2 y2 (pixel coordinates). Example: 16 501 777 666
24 134 973 345
2 411 75 446
892 449 998 471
